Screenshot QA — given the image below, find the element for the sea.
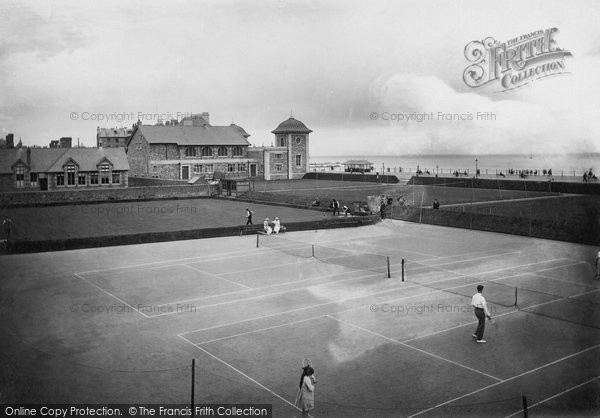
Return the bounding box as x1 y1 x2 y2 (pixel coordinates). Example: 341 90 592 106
310 153 600 177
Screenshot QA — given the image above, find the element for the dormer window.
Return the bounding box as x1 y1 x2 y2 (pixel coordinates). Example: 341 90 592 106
67 165 76 186
217 146 228 157
232 146 243 156
15 164 25 188
185 146 197 157
100 163 110 184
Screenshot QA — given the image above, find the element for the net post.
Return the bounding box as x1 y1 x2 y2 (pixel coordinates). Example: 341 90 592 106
514 287 518 307
386 256 391 279
401 258 405 282
191 358 195 410
256 232 259 248
522 395 528 418
312 245 315 257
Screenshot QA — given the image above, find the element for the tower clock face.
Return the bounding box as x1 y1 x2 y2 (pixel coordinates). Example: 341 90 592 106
295 137 302 144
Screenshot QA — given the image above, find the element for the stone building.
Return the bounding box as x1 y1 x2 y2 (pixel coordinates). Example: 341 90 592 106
126 113 311 181
0 147 129 191
97 127 133 148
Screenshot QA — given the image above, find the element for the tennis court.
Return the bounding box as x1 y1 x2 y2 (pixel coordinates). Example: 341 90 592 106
1 220 599 416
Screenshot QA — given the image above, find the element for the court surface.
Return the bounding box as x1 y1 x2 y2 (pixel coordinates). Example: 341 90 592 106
1 220 599 417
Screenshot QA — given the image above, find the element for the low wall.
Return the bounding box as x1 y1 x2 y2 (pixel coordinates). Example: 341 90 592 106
4 215 380 254
0 184 212 207
128 177 191 186
390 206 600 246
303 172 399 184
409 176 600 195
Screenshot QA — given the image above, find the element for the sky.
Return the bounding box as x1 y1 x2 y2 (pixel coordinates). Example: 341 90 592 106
0 0 599 156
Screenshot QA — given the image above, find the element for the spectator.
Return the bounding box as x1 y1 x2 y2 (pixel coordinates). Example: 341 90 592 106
263 218 272 235
583 172 588 183
273 217 281 234
245 208 253 225
311 198 320 207
380 202 386 219
432 199 440 209
342 205 351 217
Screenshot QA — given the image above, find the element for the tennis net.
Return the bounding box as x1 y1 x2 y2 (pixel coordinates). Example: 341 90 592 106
257 233 392 278
401 257 600 328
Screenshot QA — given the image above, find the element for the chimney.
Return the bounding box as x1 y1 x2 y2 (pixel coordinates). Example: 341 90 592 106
59 137 72 148
6 133 14 148
27 147 31 166
201 112 210 125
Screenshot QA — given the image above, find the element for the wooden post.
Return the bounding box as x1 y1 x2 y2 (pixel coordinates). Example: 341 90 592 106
191 359 195 410
522 395 528 418
401 259 405 282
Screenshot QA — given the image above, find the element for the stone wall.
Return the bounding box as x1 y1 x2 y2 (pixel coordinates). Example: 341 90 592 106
0 184 212 207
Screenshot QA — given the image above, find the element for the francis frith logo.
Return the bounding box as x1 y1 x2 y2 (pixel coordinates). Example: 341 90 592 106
463 28 572 92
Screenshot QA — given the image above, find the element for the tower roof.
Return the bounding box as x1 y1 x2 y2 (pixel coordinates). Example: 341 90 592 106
271 117 312 134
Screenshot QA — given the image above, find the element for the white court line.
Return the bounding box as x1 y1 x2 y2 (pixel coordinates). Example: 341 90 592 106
177 279 455 337
217 258 314 276
178 334 306 416
77 246 266 275
407 344 600 417
503 375 600 418
154 269 375 311
327 315 503 382
182 264 251 290
73 273 149 319
530 272 600 288
427 251 522 267
415 248 521 265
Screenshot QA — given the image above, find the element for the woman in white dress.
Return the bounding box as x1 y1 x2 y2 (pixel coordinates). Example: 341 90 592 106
263 218 272 235
273 217 281 234
298 366 316 416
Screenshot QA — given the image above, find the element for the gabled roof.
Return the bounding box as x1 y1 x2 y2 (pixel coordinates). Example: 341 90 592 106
0 147 129 174
138 125 251 146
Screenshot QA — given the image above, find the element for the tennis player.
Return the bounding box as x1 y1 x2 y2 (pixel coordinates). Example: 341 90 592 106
472 285 492 343
595 250 600 279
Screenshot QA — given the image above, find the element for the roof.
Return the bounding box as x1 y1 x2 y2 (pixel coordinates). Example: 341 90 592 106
138 125 251 146
98 127 132 138
271 117 312 134
0 147 129 174
229 123 251 138
343 160 373 165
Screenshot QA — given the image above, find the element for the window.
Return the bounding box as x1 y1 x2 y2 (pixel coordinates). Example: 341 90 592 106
100 164 110 184
112 172 120 184
193 164 202 174
15 165 25 187
185 146 197 157
227 164 235 172
295 154 302 167
56 173 65 186
274 153 283 159
90 172 99 185
232 146 243 156
237 163 246 172
30 172 38 186
295 137 303 144
278 137 285 147
204 164 214 173
201 147 212 157
67 165 76 185
78 173 86 185
275 164 283 172
217 146 228 157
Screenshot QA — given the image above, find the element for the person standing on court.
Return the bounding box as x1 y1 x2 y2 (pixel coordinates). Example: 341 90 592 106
472 285 492 343
595 250 600 280
332 199 340 216
245 208 253 225
2 216 13 240
298 365 316 417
